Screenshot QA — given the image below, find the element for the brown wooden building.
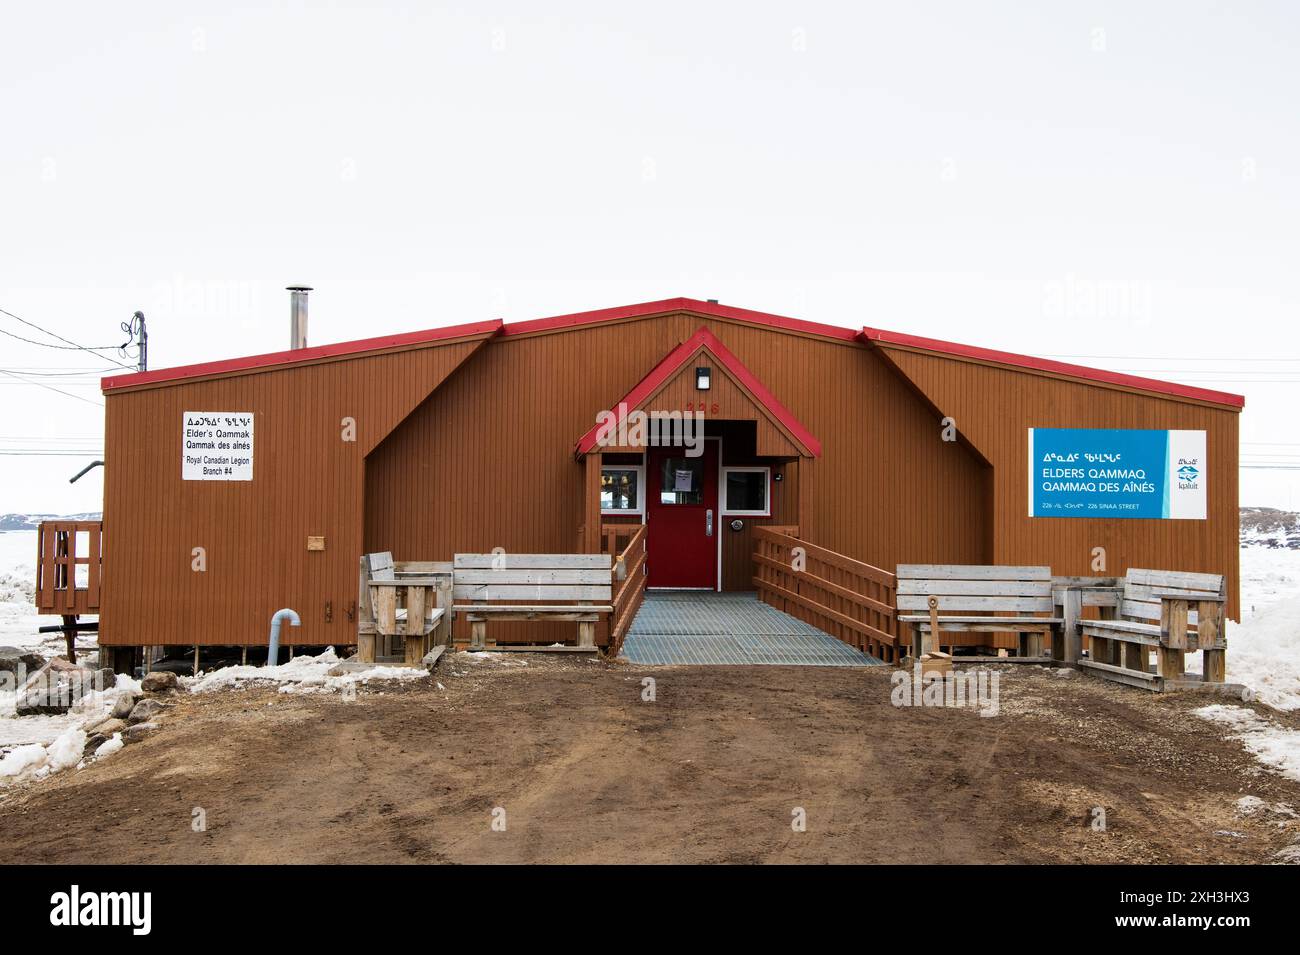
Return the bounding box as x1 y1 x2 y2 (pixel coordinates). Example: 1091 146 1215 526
94 297 1242 655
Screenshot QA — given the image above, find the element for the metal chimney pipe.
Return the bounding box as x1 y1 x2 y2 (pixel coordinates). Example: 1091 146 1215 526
287 286 312 349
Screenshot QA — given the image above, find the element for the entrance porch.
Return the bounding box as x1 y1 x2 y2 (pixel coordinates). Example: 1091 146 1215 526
620 591 883 666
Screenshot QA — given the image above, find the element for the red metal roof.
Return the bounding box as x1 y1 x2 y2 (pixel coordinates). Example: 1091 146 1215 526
501 296 861 342
860 326 1246 409
98 295 1245 410
101 319 504 391
101 297 859 392
573 326 822 457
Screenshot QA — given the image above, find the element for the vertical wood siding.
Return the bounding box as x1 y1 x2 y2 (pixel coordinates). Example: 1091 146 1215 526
99 307 1239 646
364 313 991 599
876 346 1241 618
98 338 489 646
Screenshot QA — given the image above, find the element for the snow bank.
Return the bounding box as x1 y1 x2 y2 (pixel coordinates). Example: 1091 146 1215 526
93 733 124 760
1196 548 1300 710
186 647 428 695
1206 591 1300 711
1 673 141 748
0 726 86 783
1195 704 1300 781
0 673 141 785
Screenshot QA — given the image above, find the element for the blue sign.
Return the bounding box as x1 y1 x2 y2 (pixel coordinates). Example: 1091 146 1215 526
1028 428 1206 520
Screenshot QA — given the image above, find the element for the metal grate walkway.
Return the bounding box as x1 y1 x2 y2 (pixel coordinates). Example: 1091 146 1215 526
620 591 883 666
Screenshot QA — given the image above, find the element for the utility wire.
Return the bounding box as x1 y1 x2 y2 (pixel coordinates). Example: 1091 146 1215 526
0 367 118 378
0 305 135 370
0 368 104 407
0 451 103 457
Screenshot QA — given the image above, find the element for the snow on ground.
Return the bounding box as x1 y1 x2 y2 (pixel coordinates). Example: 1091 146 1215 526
0 675 140 785
0 529 98 659
1195 704 1300 782
1206 547 1300 711
5 519 1300 780
185 647 429 695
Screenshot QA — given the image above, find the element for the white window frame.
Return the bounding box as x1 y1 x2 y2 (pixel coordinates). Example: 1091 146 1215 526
720 466 771 517
600 464 646 516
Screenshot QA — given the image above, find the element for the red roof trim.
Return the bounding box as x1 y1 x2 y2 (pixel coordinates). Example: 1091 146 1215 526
573 327 822 457
501 297 860 342
101 319 504 391
100 298 858 393
859 327 1246 409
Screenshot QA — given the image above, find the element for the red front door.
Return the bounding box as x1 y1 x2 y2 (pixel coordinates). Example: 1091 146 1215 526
646 441 719 589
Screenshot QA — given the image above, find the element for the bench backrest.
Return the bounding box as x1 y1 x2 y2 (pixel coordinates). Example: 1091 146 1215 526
896 565 1054 614
453 553 613 604
1119 568 1225 624
364 551 395 583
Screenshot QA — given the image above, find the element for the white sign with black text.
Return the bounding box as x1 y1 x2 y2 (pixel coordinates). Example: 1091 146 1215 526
182 412 254 481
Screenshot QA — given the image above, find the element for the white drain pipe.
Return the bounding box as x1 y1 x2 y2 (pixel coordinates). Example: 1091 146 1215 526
267 608 301 667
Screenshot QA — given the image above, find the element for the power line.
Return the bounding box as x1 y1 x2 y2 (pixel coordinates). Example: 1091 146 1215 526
0 305 134 370
0 366 118 378
0 368 104 407
0 450 103 457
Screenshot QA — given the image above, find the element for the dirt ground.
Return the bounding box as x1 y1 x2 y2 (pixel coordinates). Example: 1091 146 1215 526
4 654 1300 864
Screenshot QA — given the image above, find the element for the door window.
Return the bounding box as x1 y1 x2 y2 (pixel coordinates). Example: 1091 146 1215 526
659 456 705 505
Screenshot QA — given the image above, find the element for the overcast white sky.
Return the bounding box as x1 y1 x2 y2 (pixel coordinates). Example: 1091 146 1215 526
1 1 1297 514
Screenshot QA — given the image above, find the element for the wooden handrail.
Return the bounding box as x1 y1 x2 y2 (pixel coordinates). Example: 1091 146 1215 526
752 527 900 662
608 524 648 656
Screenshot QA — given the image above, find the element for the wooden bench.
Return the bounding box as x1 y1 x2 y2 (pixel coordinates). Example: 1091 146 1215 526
1078 568 1226 690
896 565 1062 660
452 553 613 651
357 552 451 664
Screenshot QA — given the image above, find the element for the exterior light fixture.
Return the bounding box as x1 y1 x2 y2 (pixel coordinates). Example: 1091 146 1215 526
696 366 711 390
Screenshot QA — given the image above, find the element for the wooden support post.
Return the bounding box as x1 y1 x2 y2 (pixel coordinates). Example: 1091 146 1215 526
1158 645 1184 680
436 578 453 647
357 632 376 664
1090 635 1112 666
374 585 397 636
61 615 77 663
1020 631 1044 657
577 619 595 648
469 619 487 652
1203 648 1226 683
582 453 602 555
1162 598 1189 649
1056 587 1082 664
795 458 808 545
1159 597 1188 679
404 586 427 664
1197 598 1226 683
925 595 940 655
241 646 248 665
193 645 200 676
1090 596 1116 664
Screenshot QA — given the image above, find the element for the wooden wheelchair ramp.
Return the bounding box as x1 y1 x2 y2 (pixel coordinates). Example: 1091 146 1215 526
620 591 883 666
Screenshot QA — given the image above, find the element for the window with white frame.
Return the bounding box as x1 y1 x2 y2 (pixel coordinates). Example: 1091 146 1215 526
600 465 645 515
721 466 770 517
